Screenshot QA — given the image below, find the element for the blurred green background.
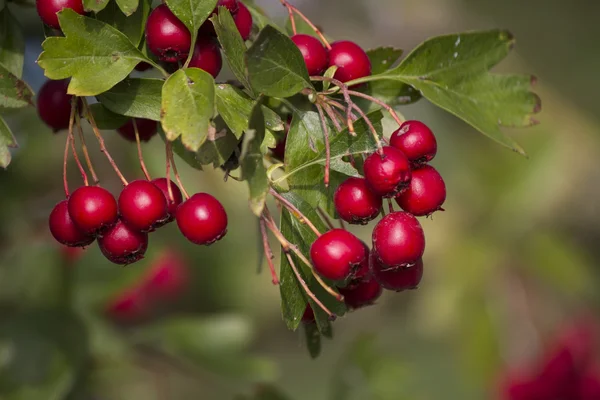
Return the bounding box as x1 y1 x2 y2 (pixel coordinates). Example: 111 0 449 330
1 0 600 399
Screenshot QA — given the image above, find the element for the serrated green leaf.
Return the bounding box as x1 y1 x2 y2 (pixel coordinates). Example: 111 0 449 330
0 64 33 109
97 78 162 121
247 25 312 97
240 103 268 216
196 120 238 167
88 103 129 130
304 321 321 359
0 116 17 168
161 68 215 151
83 0 109 13
37 10 150 96
0 7 25 78
96 0 151 46
115 0 138 16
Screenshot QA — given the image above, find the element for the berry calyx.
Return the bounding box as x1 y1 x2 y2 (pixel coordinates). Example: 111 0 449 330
188 37 223 78
390 120 438 166
68 186 118 236
36 0 84 29
395 165 446 216
118 180 168 232
328 40 371 83
310 229 367 281
364 146 412 198
334 177 382 225
372 211 425 268
98 220 149 265
370 252 423 291
339 277 382 310
146 4 192 62
291 34 328 76
49 200 95 247
37 79 73 133
117 118 158 142
151 178 183 223
176 193 228 245
233 2 253 41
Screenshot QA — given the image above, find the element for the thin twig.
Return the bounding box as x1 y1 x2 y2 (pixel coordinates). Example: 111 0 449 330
286 3 297 35
348 90 405 127
350 102 384 156
74 112 99 185
166 142 189 200
311 76 356 135
320 101 343 132
133 119 151 181
338 218 346 230
280 0 330 49
63 134 71 197
315 103 331 187
317 207 335 230
269 189 321 237
327 98 358 122
387 198 395 214
165 145 174 203
259 218 279 285
68 98 88 186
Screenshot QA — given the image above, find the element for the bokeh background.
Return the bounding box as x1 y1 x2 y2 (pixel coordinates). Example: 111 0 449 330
1 0 600 399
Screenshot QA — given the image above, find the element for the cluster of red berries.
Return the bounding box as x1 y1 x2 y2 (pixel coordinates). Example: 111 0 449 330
305 121 445 316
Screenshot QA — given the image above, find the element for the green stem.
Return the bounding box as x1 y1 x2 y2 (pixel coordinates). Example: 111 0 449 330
344 74 388 88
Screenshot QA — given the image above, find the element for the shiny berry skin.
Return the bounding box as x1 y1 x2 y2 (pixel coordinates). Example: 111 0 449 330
118 180 168 232
98 220 149 265
49 200 95 247
372 211 425 268
328 41 371 83
233 2 253 41
146 4 192 62
291 34 328 76
390 120 437 166
36 0 84 29
117 118 158 142
68 186 118 236
310 229 367 281
334 177 382 224
364 146 412 198
188 38 222 78
37 79 73 132
395 165 446 216
371 252 423 291
339 276 382 310
151 178 183 222
176 193 228 245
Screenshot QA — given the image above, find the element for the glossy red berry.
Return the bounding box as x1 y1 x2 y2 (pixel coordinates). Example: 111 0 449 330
364 146 412 198
36 0 84 29
310 229 367 281
291 34 328 76
328 40 371 83
117 118 158 142
334 177 382 224
146 4 192 62
119 180 168 232
371 252 423 291
188 37 223 78
37 79 73 132
176 193 228 245
151 178 183 222
98 220 149 265
395 165 446 216
68 186 118 236
233 2 253 41
390 120 437 165
49 200 95 247
372 211 425 268
215 0 238 13
339 276 382 310
350 242 371 282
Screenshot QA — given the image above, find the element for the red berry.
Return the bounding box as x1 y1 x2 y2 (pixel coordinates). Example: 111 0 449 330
364 146 412 198
36 0 84 29
310 229 367 281
334 177 382 224
328 41 371 84
339 276 382 309
188 37 223 78
106 287 148 322
270 135 287 161
37 79 73 132
233 2 252 41
215 0 239 13
98 220 149 265
176 193 228 245
390 120 437 166
117 118 158 142
302 305 315 323
371 252 423 291
49 200 95 247
134 62 153 72
146 4 191 62
395 165 446 216
151 178 183 222
68 186 118 236
372 211 425 268
119 180 168 232
350 242 371 282
141 250 189 301
291 34 328 76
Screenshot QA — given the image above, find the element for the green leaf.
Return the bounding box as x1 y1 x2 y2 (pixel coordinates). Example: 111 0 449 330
368 47 403 75
97 78 162 121
83 0 109 13
88 103 129 130
158 126 203 170
212 9 254 96
161 68 215 151
115 0 138 16
37 10 150 96
0 6 25 77
247 25 312 97
0 64 33 109
304 322 321 359
240 103 268 216
0 116 17 168
96 0 151 46
196 119 238 167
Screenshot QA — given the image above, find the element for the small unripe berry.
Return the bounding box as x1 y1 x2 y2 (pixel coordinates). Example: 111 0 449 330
291 34 328 76
119 180 169 232
36 0 84 29
37 79 73 133
233 2 253 41
310 229 366 281
151 178 183 223
49 200 95 247
328 41 371 83
98 220 149 265
395 165 446 216
146 4 192 62
372 211 425 268
117 119 158 142
364 146 412 198
370 252 423 291
334 177 382 224
390 120 437 166
68 186 118 236
176 193 228 245
188 37 223 78
339 277 382 309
